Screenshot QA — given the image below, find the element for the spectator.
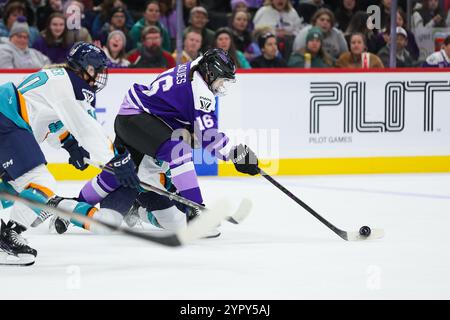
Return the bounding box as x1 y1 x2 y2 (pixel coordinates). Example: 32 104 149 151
182 0 199 28
103 30 130 68
377 27 416 67
377 8 420 60
230 0 254 31
378 0 394 30
245 25 274 61
288 26 333 67
32 12 71 63
231 0 251 13
345 11 381 53
423 34 450 67
25 0 46 27
253 0 303 37
335 0 357 32
36 0 63 31
159 0 178 49
293 9 348 60
254 0 303 60
0 18 50 68
214 27 251 68
0 2 39 45
251 32 287 67
96 6 134 52
172 30 202 64
202 0 232 30
91 0 134 40
294 0 331 25
183 6 215 53
412 0 446 30
129 1 172 52
127 25 176 68
336 32 384 68
396 8 420 61
230 11 253 58
247 0 265 15
64 1 93 43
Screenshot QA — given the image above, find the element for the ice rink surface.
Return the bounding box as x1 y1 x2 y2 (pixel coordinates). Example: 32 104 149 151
1 173 450 299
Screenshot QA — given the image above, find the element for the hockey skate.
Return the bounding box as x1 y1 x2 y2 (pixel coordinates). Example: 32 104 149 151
187 207 221 239
0 220 37 266
123 199 142 228
31 196 71 234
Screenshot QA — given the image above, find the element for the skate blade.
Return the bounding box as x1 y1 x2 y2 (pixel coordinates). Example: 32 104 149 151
0 251 35 266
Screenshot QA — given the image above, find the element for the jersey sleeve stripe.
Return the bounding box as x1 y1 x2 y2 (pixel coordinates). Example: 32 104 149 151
130 86 146 109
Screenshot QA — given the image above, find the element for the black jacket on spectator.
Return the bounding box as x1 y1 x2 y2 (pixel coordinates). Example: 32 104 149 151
36 3 57 31
295 1 331 25
334 1 357 32
357 0 408 11
232 29 252 53
202 0 231 31
250 55 287 68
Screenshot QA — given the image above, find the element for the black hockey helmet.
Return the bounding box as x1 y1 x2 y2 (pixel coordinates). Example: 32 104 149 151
197 48 236 96
67 42 108 93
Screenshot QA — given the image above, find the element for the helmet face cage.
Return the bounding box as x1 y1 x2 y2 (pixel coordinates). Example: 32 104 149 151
211 77 236 97
92 67 108 93
67 42 109 93
199 48 236 95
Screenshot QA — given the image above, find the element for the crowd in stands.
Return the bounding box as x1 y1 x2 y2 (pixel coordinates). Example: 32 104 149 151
0 0 449 69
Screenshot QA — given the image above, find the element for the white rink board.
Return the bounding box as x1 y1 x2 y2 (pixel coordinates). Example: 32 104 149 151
2 70 450 163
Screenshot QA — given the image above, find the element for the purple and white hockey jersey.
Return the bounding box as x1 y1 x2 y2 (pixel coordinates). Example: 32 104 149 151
119 58 232 159
117 58 233 204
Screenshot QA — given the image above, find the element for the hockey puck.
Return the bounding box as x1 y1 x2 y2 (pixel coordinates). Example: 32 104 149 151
359 226 371 237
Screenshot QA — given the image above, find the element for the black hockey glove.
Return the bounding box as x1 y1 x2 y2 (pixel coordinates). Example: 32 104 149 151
230 144 260 176
106 147 140 189
62 136 90 171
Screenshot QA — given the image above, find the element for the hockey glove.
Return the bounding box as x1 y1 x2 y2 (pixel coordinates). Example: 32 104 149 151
62 136 90 171
230 144 260 176
107 148 140 189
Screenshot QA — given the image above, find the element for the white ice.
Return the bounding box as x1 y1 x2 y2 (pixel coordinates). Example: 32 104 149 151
1 173 450 299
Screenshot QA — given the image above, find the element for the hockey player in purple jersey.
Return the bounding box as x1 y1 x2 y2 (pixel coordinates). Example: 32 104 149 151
78 48 259 234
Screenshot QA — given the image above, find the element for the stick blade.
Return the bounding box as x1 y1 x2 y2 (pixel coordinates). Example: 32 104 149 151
345 228 385 241
227 198 252 224
176 198 231 244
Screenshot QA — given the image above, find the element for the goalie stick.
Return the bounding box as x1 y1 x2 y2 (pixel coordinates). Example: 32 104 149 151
84 158 252 225
259 169 384 241
0 191 231 247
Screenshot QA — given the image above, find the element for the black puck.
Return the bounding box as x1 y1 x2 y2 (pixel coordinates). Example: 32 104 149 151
359 225 371 237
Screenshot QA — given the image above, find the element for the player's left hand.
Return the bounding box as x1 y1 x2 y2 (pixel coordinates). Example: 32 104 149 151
62 137 90 171
107 147 140 189
230 144 260 176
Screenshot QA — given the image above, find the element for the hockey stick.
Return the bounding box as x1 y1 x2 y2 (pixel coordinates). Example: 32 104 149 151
84 158 251 225
259 169 384 241
0 191 231 247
